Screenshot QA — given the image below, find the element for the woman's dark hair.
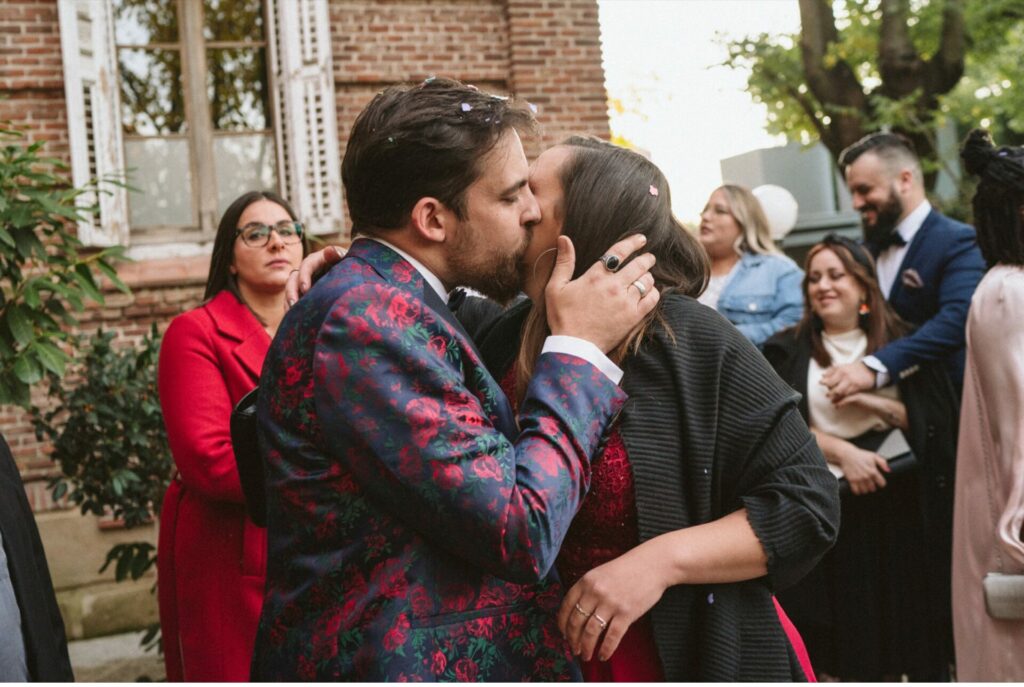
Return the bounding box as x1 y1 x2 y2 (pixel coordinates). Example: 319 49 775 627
516 136 710 398
204 190 308 303
342 77 536 234
797 234 910 367
960 128 1024 267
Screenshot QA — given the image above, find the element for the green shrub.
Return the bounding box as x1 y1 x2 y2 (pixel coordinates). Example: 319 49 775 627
33 327 171 653
0 125 127 407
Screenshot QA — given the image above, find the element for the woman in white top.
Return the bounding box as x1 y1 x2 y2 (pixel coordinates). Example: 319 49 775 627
763 234 959 681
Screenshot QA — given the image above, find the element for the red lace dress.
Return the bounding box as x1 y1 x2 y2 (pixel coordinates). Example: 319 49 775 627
502 368 664 681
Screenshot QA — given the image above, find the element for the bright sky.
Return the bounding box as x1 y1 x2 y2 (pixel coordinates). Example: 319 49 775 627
598 0 801 223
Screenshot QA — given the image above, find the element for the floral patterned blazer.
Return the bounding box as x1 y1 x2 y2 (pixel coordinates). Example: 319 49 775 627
251 239 626 681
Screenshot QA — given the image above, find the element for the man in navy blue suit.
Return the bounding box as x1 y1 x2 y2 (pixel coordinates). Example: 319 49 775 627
823 132 986 400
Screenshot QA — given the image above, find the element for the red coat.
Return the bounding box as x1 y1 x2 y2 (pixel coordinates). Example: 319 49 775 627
157 290 269 681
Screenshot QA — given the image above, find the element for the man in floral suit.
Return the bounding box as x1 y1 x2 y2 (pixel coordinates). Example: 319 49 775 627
252 78 659 680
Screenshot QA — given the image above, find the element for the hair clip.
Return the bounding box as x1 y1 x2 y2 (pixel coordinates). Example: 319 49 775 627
460 103 473 112
649 185 659 197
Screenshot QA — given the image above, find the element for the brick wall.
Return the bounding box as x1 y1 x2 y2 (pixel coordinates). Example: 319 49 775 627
0 1 69 162
1 0 610 496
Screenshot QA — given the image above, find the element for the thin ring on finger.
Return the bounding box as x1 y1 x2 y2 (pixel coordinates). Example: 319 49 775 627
598 254 621 272
573 602 592 619
629 279 648 297
591 612 608 630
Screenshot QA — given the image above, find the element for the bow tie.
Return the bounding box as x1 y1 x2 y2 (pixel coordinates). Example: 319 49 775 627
874 230 907 252
447 287 467 311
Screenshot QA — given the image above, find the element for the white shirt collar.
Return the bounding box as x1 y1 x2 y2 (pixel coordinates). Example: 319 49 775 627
895 199 932 245
359 236 450 304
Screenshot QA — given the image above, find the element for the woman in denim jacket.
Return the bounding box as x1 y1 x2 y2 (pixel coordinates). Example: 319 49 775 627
698 184 803 347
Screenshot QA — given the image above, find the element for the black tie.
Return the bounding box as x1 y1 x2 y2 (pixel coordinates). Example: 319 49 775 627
447 287 467 311
875 230 907 252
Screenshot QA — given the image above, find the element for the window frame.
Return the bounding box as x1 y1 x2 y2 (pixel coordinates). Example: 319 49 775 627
114 0 280 244
59 0 344 249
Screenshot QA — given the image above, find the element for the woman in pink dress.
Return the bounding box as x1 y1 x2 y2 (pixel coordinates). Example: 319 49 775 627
951 129 1024 681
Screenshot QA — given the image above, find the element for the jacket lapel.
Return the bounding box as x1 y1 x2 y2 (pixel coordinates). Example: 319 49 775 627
205 291 269 382
348 239 517 438
888 209 936 305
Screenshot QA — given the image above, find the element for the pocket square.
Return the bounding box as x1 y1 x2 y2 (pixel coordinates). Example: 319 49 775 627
901 268 924 289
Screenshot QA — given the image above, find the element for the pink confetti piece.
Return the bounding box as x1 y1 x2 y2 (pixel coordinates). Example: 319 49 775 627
649 185 659 196
461 103 473 112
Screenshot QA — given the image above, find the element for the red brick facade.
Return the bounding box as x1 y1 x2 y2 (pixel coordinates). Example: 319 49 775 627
0 0 611 505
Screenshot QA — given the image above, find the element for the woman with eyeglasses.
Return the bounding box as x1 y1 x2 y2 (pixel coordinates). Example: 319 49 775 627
157 191 307 681
763 235 958 681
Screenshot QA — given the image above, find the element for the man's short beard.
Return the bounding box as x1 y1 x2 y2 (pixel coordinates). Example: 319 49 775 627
861 187 905 244
447 222 527 305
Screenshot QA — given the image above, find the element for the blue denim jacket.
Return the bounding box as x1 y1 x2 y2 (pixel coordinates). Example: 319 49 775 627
717 252 804 348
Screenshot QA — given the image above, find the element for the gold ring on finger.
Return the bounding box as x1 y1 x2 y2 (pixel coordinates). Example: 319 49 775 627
592 612 607 629
573 602 592 618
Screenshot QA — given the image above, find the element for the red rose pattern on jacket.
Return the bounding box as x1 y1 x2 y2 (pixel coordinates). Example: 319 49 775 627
252 239 626 681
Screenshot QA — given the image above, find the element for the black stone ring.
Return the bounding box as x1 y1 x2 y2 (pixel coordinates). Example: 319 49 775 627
598 254 621 272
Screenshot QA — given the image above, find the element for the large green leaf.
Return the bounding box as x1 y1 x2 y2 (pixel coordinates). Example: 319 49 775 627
96 260 130 295
33 341 68 377
5 304 33 345
73 264 104 303
13 353 42 385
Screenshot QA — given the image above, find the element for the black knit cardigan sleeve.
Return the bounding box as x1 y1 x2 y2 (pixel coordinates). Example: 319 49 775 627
619 296 840 681
461 294 840 681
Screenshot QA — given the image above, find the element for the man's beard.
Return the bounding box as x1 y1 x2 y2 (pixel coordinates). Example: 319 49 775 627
447 220 528 305
861 186 905 244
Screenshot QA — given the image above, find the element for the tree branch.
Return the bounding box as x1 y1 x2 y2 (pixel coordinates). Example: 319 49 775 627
797 0 866 108
878 0 920 96
925 0 966 95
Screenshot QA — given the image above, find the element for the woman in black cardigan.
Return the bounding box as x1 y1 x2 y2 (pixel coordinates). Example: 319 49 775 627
458 137 839 681
762 235 958 681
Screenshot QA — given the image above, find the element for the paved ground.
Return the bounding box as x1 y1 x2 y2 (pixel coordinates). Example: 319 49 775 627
68 630 165 682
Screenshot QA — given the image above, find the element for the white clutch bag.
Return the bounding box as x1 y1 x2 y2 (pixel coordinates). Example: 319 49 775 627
983 572 1024 620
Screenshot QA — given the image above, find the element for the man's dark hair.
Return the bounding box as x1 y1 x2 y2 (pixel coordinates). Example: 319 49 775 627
838 131 922 183
961 128 1024 266
342 78 536 234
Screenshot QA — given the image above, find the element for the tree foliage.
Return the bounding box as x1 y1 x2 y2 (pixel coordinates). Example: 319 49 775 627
724 0 1024 189
0 126 128 407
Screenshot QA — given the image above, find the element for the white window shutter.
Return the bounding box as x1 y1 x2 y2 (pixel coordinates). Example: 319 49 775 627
58 0 129 246
270 0 344 236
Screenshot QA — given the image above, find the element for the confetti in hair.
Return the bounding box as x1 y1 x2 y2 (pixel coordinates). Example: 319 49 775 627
527 102 538 114
460 103 473 112
649 184 659 197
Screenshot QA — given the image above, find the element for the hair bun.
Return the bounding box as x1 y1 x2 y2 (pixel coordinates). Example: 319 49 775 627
961 128 1024 190
961 129 996 177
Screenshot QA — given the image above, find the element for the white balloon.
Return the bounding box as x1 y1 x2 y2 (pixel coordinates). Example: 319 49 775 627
752 185 799 241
